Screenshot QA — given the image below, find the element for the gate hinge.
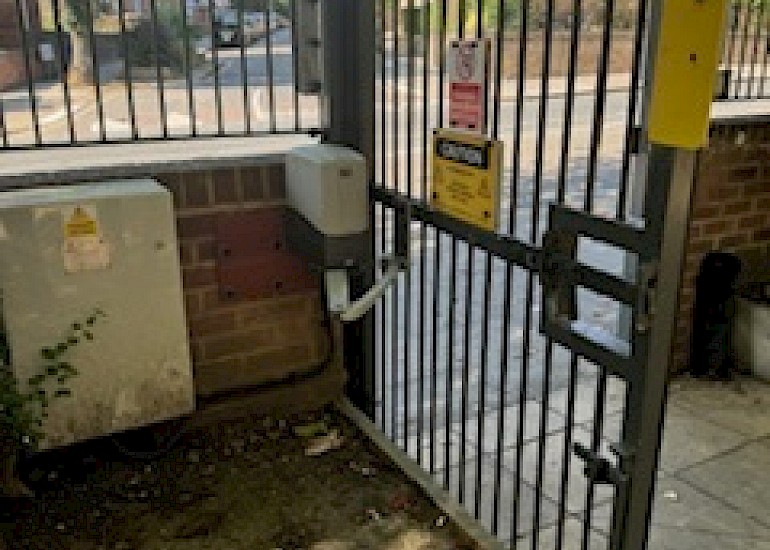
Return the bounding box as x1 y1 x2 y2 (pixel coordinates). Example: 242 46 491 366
574 443 627 486
635 262 659 334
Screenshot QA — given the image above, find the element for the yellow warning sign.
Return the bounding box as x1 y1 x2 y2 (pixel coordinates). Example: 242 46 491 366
431 129 502 232
64 205 99 238
647 0 728 149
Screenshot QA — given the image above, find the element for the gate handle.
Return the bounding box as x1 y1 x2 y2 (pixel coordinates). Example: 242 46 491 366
340 257 405 323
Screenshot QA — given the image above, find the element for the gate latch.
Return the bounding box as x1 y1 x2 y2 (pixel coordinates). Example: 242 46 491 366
574 443 626 486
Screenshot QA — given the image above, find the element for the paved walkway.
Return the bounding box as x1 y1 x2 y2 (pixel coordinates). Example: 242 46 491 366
391 374 770 549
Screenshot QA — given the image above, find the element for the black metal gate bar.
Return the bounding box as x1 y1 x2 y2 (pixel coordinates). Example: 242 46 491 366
149 0 168 139
14 0 41 146
747 0 765 98
118 0 139 140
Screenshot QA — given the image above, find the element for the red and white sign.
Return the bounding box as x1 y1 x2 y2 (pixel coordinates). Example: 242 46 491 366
447 39 490 134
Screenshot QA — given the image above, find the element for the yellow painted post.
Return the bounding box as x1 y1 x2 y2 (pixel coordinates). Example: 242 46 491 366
647 0 729 150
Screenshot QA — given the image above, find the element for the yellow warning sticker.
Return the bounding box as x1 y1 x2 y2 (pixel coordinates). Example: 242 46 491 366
63 205 99 238
431 129 502 232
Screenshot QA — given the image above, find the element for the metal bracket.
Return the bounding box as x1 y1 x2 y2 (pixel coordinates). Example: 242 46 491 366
634 262 659 334
574 443 627 487
337 255 407 323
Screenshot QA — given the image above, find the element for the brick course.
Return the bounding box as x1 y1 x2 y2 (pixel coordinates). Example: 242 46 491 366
673 123 770 373
154 165 330 397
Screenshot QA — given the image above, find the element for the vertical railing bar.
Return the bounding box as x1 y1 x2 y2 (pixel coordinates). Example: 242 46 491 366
508 0 529 235
459 244 473 506
391 218 399 444
149 0 168 138
380 0 388 433
490 0 504 139
15 0 42 146
556 0 581 205
532 343 555 550
509 2 531 539
725 1 742 90
617 0 649 221
404 0 415 457
761 6 770 98
457 0 469 506
238 0 251 134
207 0 224 135
475 249 492 519
445 237 457 491
417 0 429 468
580 373 609 550
735 1 752 98
391 0 400 446
430 224 440 475
747 1 763 98
511 271 535 543
529 0 555 544
83 0 106 142
473 0 491 520
491 261 512 536
52 0 76 143
554 356 580 550
438 0 447 129
552 4 581 546
266 0 277 132
291 0 300 131
179 0 196 137
117 0 137 139
583 0 616 214
0 97 7 146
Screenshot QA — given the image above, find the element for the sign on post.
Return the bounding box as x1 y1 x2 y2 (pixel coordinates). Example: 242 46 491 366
447 39 490 134
431 129 502 232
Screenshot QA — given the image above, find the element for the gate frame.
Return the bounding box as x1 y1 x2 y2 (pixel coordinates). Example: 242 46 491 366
322 0 377 419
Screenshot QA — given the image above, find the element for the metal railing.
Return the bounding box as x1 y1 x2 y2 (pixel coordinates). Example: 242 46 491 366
0 0 323 149
722 0 770 99
373 0 651 547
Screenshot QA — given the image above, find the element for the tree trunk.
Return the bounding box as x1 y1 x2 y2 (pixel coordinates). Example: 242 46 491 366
68 28 94 85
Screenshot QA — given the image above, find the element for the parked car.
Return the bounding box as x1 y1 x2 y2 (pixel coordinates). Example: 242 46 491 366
213 10 243 47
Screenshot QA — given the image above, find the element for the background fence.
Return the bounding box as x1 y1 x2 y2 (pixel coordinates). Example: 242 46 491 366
0 0 323 149
722 0 770 99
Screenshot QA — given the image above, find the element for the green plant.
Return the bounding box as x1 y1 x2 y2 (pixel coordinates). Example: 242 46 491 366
0 309 105 458
130 4 202 71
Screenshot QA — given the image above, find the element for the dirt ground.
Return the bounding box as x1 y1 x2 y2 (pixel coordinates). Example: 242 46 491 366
2 408 474 550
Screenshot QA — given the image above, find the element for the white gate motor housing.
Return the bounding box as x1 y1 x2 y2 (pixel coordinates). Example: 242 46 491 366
284 144 403 322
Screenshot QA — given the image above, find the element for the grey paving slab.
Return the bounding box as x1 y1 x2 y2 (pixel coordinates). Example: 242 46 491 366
669 377 770 438
679 438 770 528
457 401 566 454
591 477 770 541
513 518 608 550
547 375 628 427
436 455 560 539
658 404 748 474
500 427 615 515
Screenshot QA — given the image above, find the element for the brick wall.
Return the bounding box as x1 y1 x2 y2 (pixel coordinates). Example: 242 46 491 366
0 49 37 92
672 122 770 373
154 165 331 398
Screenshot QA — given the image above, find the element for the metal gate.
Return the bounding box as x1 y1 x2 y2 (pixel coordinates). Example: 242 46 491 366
319 0 723 548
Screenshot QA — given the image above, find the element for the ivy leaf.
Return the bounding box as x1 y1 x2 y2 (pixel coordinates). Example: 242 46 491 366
72 323 82 331
55 343 68 353
54 389 71 398
67 337 79 346
46 366 58 376
41 348 55 361
58 362 77 375
28 374 46 386
85 316 96 326
83 331 93 341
